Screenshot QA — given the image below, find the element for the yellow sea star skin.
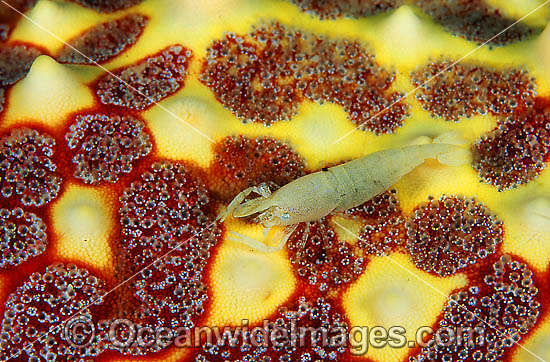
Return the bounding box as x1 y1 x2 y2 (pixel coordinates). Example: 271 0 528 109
0 1 549 362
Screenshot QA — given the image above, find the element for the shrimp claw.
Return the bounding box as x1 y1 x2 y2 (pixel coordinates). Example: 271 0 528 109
216 182 272 222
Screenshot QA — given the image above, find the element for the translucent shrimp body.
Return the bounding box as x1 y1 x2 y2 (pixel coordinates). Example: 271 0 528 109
218 136 470 251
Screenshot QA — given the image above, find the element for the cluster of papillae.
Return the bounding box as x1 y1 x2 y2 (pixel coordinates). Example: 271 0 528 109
57 13 149 65
412 61 536 121
0 207 47 268
113 161 220 355
413 255 540 362
201 22 409 133
0 263 106 362
286 0 540 45
287 0 402 19
194 296 349 362
209 135 306 201
65 113 152 185
473 98 550 191
67 0 144 13
288 218 365 292
347 189 406 256
96 45 193 110
405 195 503 276
0 43 42 111
0 128 62 207
412 0 541 45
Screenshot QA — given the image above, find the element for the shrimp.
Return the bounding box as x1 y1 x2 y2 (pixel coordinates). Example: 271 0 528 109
217 132 471 252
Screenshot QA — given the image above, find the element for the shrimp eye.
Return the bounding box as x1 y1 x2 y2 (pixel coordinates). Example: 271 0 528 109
281 212 290 220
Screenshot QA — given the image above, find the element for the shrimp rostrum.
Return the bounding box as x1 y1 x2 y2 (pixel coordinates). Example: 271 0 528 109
217 132 471 252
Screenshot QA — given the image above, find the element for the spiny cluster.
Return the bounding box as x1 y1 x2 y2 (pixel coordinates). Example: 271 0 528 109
115 161 220 354
209 135 305 202
96 45 193 110
0 128 62 207
405 195 503 277
411 61 536 121
0 43 41 86
287 219 364 292
0 207 47 268
473 99 550 190
201 22 409 133
0 263 106 362
346 189 406 256
413 0 540 45
67 0 144 13
57 13 148 64
65 113 152 185
287 0 402 19
194 296 349 362
413 255 540 362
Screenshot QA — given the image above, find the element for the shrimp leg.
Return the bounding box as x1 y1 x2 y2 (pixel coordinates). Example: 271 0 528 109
217 182 272 222
228 224 299 252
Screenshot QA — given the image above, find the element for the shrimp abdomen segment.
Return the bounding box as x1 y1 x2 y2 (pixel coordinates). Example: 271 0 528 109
332 143 462 211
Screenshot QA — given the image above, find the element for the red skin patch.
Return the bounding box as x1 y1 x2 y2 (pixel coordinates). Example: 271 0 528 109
412 255 541 362
473 97 550 191
208 135 306 202
95 45 193 111
0 262 107 361
57 13 149 65
411 61 536 122
405 195 503 277
201 22 409 134
65 113 153 185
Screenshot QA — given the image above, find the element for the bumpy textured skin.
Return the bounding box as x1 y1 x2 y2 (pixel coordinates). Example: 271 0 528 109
0 1 549 362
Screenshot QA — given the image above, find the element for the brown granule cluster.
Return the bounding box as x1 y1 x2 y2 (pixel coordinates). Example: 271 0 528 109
412 255 540 362
96 45 193 110
67 0 144 13
194 296 349 362
405 195 503 277
287 0 402 19
0 207 47 268
411 61 536 121
0 263 107 361
0 128 62 207
413 0 541 45
0 44 42 87
65 113 152 185
201 22 409 134
473 98 550 191
57 13 149 65
114 161 220 354
209 135 306 202
345 189 406 256
287 218 365 292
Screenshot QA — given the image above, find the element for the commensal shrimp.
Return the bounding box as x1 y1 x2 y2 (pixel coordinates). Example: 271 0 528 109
217 132 471 252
